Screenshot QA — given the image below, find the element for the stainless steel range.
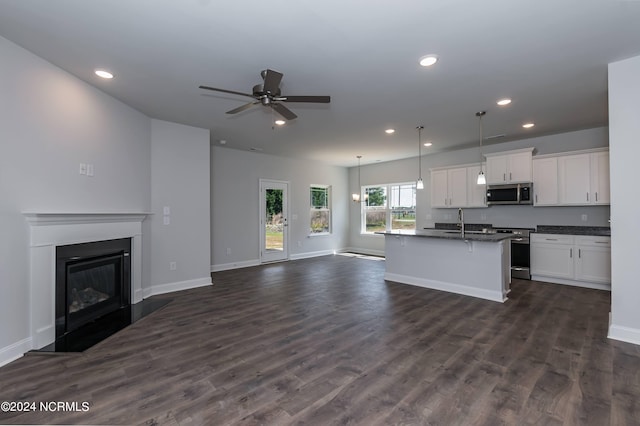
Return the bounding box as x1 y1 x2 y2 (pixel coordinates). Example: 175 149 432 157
493 227 533 280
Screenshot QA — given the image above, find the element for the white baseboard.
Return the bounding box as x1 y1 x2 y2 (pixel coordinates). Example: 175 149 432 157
290 249 337 260
384 272 505 303
343 247 386 257
211 259 260 272
0 337 32 368
143 277 212 298
531 275 611 291
608 322 640 346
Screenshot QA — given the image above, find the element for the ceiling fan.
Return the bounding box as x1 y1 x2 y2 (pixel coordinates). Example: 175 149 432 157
199 69 330 121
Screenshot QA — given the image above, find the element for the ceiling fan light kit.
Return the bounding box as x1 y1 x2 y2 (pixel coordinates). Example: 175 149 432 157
199 69 330 121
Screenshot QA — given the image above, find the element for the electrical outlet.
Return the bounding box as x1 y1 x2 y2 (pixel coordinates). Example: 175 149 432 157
226 248 231 255
163 216 170 225
86 163 94 176
79 163 87 175
297 241 302 248
481 213 487 220
581 214 588 222
163 206 170 215
169 261 177 271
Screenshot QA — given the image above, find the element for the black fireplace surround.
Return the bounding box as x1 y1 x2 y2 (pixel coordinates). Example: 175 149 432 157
55 238 131 340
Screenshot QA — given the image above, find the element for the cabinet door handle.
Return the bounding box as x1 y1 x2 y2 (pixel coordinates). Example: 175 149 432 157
578 249 581 258
586 192 589 202
503 173 506 181
595 241 609 244
545 238 558 241
535 194 538 203
510 172 512 181
595 192 598 202
570 248 573 258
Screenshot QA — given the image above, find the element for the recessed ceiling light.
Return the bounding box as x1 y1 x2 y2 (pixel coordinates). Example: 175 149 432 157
385 129 395 134
419 55 439 67
423 142 433 147
523 123 535 128
94 69 114 79
274 120 286 126
497 98 512 106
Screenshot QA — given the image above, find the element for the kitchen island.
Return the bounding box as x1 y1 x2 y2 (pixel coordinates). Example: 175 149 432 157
377 229 514 302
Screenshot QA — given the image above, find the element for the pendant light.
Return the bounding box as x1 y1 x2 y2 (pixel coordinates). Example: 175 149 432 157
352 155 363 202
416 126 424 189
476 111 487 185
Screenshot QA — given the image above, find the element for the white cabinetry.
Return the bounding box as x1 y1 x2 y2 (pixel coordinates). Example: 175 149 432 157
430 167 467 208
430 165 487 208
574 236 611 284
558 151 610 205
485 148 534 184
531 233 611 289
532 157 558 206
590 151 610 204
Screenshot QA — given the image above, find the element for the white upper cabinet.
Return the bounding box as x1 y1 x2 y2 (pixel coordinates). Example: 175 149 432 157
532 157 558 206
557 150 609 205
430 165 485 208
558 153 591 204
430 167 467 208
590 151 610 205
484 148 534 184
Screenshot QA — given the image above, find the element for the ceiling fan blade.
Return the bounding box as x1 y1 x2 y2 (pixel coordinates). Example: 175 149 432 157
226 102 258 114
278 95 331 103
272 103 297 120
199 85 254 98
262 69 283 95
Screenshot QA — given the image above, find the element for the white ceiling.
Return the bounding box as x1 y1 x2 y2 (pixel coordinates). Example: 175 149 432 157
1 1 639 167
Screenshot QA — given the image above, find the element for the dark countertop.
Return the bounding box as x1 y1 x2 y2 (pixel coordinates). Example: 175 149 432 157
377 229 514 242
535 225 610 236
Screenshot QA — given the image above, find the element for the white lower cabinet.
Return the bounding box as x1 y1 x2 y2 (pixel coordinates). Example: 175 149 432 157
574 236 612 284
531 234 611 289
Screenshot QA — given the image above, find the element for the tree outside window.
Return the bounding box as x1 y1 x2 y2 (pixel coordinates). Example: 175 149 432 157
310 185 331 234
362 183 416 233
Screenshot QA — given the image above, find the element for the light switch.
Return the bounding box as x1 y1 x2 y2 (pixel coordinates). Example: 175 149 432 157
79 163 87 175
86 164 94 176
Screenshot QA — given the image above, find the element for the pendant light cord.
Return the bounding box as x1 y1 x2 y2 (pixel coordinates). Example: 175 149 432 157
476 111 486 171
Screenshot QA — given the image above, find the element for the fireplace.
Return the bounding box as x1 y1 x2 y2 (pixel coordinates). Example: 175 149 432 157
55 238 131 339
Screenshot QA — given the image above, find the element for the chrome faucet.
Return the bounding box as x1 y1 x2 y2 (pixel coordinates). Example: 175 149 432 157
458 208 465 235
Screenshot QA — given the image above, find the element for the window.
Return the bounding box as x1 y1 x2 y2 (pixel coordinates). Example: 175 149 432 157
310 185 331 235
362 183 416 233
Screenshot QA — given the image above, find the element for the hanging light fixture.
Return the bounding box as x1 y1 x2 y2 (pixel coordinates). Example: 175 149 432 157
476 111 487 185
352 155 363 202
416 126 424 189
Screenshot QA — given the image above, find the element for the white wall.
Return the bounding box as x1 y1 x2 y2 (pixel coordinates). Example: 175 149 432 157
211 146 349 270
0 36 151 359
149 120 211 295
608 55 640 345
349 127 610 253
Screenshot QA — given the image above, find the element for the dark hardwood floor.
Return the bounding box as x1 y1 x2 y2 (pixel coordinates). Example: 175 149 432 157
1 255 639 425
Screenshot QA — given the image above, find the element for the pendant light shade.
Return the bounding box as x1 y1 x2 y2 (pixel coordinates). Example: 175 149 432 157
476 111 486 185
416 126 424 190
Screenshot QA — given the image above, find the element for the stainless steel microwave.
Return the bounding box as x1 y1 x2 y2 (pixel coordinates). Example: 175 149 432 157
486 183 533 205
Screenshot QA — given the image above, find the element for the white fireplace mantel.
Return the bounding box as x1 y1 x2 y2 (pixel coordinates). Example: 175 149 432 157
23 212 150 349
